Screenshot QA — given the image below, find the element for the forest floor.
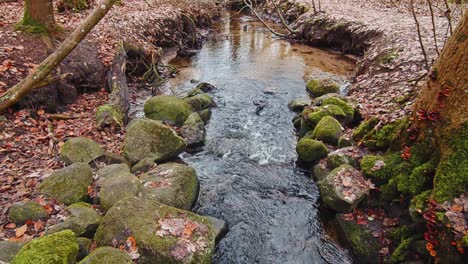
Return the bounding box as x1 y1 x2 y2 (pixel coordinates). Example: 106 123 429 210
0 0 218 239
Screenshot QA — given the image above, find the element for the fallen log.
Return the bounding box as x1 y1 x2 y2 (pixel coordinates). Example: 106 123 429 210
96 44 130 129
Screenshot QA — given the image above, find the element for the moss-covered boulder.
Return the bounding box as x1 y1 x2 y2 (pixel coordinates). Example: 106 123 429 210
288 99 310 112
312 163 330 181
311 116 342 145
196 82 216 93
187 88 204 97
336 214 380 264
47 202 102 238
91 152 131 168
338 136 354 148
311 93 343 105
144 95 192 126
78 247 132 264
198 109 212 124
77 237 92 261
0 241 25 262
325 148 356 170
131 158 155 174
318 165 370 212
94 197 215 264
184 93 217 112
352 117 379 141
321 97 354 124
38 163 93 205
122 118 187 165
97 164 130 181
306 78 340 97
8 201 48 224
180 113 206 147
296 139 329 162
60 137 104 165
12 230 79 264
99 173 141 210
140 162 198 210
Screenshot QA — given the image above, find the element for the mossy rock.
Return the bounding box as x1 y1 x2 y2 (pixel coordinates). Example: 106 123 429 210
312 163 330 181
305 105 347 127
360 153 407 185
8 201 48 224
0 241 25 262
325 148 356 170
336 214 380 263
183 93 217 112
388 237 413 264
409 190 431 223
205 216 227 243
78 247 132 264
38 163 93 205
311 116 342 145
321 97 354 124
144 95 192 126
96 104 125 128
311 93 343 106
318 165 367 213
99 173 141 210
97 164 131 181
306 78 340 97
198 109 212 124
131 158 155 174
353 117 379 141
186 88 204 97
47 202 102 238
12 230 79 264
338 136 354 148
296 139 329 162
288 99 310 112
122 118 186 165
94 196 215 264
77 237 92 261
140 162 198 210
91 152 131 168
180 113 206 147
60 137 104 165
195 82 216 92
433 125 468 203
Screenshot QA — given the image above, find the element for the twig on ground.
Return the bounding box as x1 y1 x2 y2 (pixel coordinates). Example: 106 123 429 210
410 0 430 71
426 0 440 56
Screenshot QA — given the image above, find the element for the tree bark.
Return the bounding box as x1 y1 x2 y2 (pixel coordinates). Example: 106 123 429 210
0 0 118 112
22 0 56 32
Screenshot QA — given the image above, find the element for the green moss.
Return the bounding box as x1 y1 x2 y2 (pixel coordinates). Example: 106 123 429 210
60 137 104 165
78 247 132 264
63 0 90 11
353 117 379 141
407 162 436 195
360 152 407 184
306 105 346 126
311 116 342 145
183 93 216 112
463 236 468 246
388 238 413 264
338 136 354 148
380 178 398 201
306 78 340 97
8 201 48 224
433 124 468 202
388 226 412 241
96 104 125 128
296 139 328 162
12 230 79 264
362 118 408 151
321 97 354 122
409 190 431 220
144 95 192 126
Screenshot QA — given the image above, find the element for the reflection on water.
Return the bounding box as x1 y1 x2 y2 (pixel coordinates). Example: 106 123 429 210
164 13 354 264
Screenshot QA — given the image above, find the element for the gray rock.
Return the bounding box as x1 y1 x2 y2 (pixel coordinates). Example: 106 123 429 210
97 164 130 181
60 137 104 165
140 162 198 210
288 99 310 112
180 113 206 147
196 82 216 92
0 241 25 262
47 202 102 238
131 158 155 174
205 216 227 243
184 93 217 112
122 118 186 165
8 201 48 224
99 173 141 210
38 163 93 205
94 197 215 264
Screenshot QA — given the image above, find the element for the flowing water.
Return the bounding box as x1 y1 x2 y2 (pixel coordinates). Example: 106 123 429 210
148 12 356 264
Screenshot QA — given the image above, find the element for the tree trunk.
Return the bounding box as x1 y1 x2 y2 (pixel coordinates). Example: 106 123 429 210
22 0 56 32
0 0 118 112
411 11 467 203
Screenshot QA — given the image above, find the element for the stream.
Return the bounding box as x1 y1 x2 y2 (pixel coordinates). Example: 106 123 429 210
142 12 355 264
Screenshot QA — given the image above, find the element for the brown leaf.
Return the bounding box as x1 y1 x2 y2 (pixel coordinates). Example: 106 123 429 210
15 224 27 237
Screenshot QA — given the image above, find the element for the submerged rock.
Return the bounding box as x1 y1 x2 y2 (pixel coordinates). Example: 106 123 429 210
180 113 206 147
196 82 217 92
99 173 141 210
296 139 329 162
60 137 104 165
140 162 198 210
144 95 192 126
47 202 102 238
8 201 48 224
12 230 79 264
184 93 217 112
288 99 310 112
38 163 93 205
78 247 132 264
122 118 186 165
312 116 342 145
306 78 340 97
318 165 370 213
336 214 380 263
0 241 25 262
94 197 215 264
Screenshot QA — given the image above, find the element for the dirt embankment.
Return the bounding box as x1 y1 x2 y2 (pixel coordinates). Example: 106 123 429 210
263 0 457 126
0 0 220 229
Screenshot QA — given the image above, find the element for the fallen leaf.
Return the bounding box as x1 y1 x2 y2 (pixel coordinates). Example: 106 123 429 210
15 224 27 237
